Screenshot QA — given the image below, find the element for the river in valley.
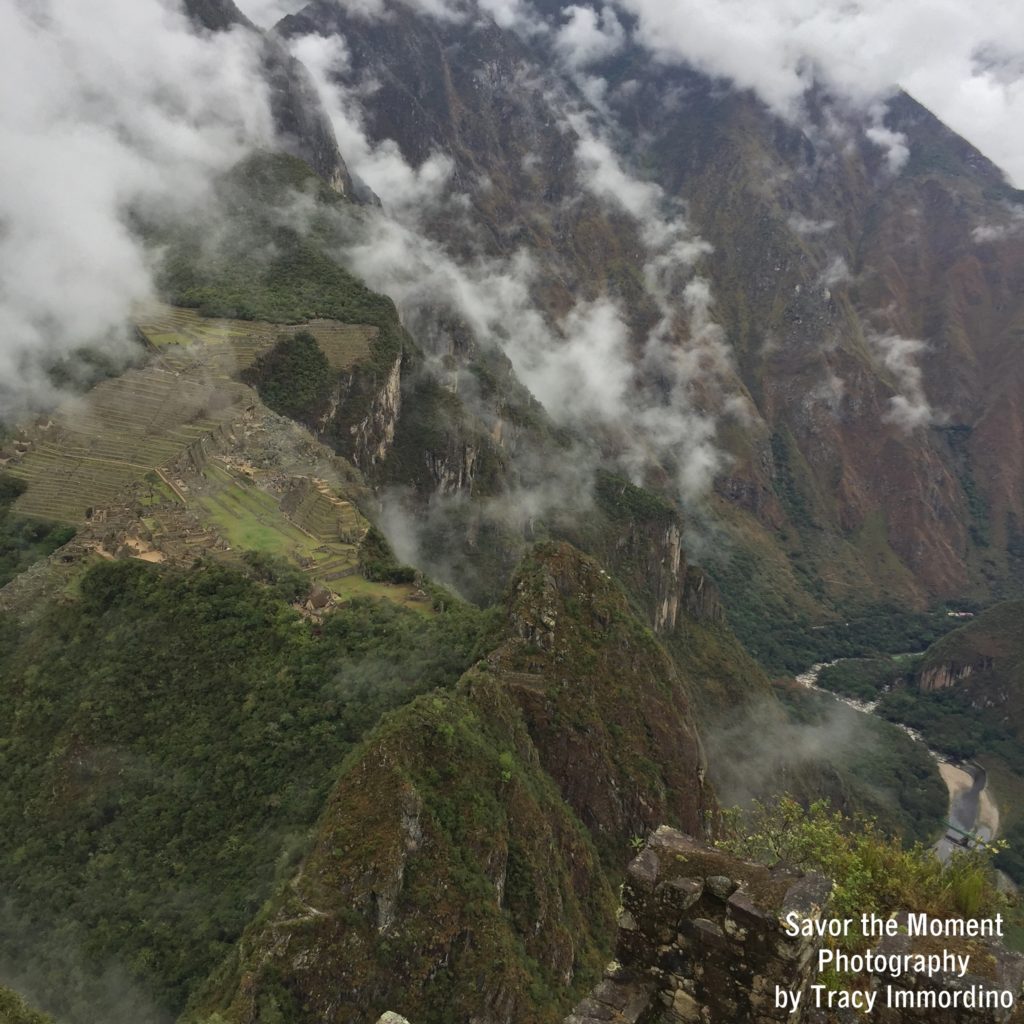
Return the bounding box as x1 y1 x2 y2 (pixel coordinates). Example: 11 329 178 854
794 660 999 863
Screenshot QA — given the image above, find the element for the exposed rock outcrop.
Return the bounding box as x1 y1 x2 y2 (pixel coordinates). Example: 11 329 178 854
682 567 724 627
566 827 832 1024
344 354 403 470
568 828 1024 1024
920 658 995 693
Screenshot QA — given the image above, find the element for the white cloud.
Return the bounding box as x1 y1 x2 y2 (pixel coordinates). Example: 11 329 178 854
788 214 836 237
870 332 941 433
554 5 625 70
865 121 909 175
0 0 273 422
972 204 1024 242
818 255 852 290
565 109 738 500
614 0 1024 185
233 0 306 27
287 32 456 214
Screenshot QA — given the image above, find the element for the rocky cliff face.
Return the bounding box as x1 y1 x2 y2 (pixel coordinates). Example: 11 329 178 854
920 657 995 693
343 353 404 470
276 0 1024 629
182 0 356 193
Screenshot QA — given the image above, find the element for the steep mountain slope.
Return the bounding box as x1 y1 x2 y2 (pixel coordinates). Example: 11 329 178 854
184 541 713 1024
182 0 356 193
918 601 1024 694
275 0 1024 659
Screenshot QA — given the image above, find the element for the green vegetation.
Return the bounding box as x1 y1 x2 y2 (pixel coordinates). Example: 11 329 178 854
186 674 615 1024
244 331 332 426
156 153 403 378
874 603 1024 768
0 558 498 1024
816 655 921 701
942 425 992 548
358 525 416 583
0 986 54 1024
0 474 75 586
766 685 947 846
770 429 815 529
876 688 1010 763
594 470 677 525
719 797 1004 950
708 542 958 672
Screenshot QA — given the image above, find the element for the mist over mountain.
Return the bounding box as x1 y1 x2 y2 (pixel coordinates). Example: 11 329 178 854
2 2 1024 1023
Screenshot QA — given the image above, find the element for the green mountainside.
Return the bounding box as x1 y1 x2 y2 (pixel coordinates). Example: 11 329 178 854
4 3 1023 1021
0 558 496 1022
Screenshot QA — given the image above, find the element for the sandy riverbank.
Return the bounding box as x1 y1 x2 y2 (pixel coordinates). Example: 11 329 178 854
938 761 999 844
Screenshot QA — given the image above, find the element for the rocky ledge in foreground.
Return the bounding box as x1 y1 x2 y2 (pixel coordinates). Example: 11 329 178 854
566 828 1024 1024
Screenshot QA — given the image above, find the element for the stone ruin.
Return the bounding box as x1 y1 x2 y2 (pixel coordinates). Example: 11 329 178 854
565 827 1024 1024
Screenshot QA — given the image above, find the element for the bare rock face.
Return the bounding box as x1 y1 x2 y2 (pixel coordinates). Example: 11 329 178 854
347 354 403 470
180 0 356 194
566 827 831 1024
919 657 994 692
570 828 1024 1024
682 567 724 626
495 542 714 857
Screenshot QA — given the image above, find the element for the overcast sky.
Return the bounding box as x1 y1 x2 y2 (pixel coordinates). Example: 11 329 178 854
236 0 1024 186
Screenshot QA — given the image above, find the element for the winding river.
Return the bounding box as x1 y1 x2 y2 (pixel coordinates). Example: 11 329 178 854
794 660 999 862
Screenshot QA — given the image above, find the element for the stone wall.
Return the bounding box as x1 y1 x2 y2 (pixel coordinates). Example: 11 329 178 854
565 827 1024 1024
566 826 829 1024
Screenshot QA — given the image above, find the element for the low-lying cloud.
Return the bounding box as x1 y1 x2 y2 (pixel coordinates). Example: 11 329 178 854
292 27 744 505
870 332 942 433
0 0 274 423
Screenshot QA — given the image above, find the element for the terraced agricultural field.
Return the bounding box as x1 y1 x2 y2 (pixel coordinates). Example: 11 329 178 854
191 462 429 610
3 306 426 611
5 367 253 523
136 305 377 375
8 307 378 526
196 463 324 560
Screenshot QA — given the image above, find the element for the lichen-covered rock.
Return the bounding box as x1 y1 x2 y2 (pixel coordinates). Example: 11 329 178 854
567 827 831 1024
571 829 1024 1024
